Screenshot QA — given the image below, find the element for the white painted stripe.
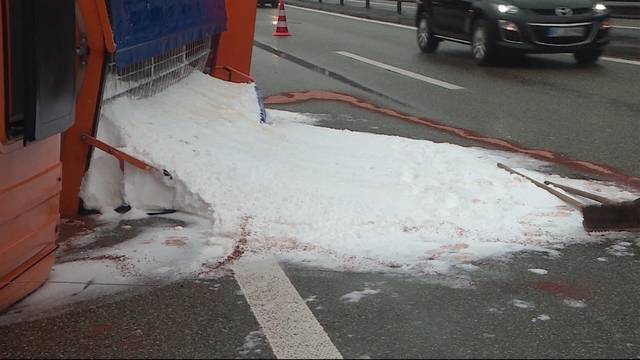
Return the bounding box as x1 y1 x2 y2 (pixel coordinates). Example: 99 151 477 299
601 56 640 66
234 257 343 359
287 4 417 30
611 25 640 30
336 51 465 90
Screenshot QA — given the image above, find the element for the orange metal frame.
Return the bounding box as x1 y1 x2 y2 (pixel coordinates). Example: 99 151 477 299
213 0 257 83
60 0 115 217
81 133 170 179
214 65 256 83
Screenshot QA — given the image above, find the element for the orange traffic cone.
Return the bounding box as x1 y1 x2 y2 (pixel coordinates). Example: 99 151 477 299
273 0 291 36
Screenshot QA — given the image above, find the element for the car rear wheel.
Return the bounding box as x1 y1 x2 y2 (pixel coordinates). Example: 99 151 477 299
417 16 439 53
471 19 496 65
574 49 602 65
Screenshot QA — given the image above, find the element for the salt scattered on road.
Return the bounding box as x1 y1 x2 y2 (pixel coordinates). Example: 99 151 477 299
528 269 548 275
532 314 551 322
340 289 381 303
511 299 535 309
238 331 265 357
607 244 634 257
304 296 318 303
563 299 587 308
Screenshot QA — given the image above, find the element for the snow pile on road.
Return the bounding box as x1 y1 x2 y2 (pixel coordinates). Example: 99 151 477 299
80 72 632 276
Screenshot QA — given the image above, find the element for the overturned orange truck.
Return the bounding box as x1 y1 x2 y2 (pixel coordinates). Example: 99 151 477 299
0 0 257 312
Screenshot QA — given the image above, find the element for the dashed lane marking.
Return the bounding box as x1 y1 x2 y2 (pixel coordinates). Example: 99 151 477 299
336 51 465 90
611 25 640 30
601 56 640 66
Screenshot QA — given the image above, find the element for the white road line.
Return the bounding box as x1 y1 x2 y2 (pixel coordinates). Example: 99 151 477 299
611 25 640 30
234 257 343 360
336 51 465 90
601 56 640 66
287 4 417 30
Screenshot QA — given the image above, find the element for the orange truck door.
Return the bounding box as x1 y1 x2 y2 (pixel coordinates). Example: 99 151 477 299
0 0 77 311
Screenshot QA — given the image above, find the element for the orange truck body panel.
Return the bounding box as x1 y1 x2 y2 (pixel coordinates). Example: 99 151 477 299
60 0 112 217
0 136 61 310
213 0 257 82
0 2 59 310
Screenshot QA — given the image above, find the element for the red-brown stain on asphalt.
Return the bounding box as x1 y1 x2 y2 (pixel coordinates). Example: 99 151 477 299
87 323 115 337
199 216 252 276
265 91 640 190
532 281 593 300
163 237 188 247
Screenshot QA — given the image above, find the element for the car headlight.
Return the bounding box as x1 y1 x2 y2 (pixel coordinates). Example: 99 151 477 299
491 3 520 15
593 3 607 14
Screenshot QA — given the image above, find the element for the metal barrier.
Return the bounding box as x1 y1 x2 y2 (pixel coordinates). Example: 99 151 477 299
316 0 416 14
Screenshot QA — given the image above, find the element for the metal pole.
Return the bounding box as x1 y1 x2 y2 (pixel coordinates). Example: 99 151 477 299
397 0 402 14
340 0 344 4
366 0 370 8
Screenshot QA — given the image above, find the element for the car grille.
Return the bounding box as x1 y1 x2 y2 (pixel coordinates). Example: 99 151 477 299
529 24 593 45
530 8 592 16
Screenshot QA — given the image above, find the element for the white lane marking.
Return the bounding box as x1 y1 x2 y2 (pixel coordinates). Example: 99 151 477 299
336 51 465 90
234 257 343 359
601 56 640 66
611 25 640 30
287 4 417 30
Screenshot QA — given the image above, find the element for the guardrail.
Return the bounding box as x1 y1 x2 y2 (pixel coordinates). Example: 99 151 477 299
316 0 415 14
310 0 640 18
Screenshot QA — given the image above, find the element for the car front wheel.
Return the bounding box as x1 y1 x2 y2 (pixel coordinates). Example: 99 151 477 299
417 16 439 53
471 19 496 65
574 49 602 65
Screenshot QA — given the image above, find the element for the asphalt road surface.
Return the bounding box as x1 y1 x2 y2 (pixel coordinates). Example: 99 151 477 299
254 5 640 182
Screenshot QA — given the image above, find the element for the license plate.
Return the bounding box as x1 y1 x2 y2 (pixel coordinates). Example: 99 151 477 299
547 27 585 37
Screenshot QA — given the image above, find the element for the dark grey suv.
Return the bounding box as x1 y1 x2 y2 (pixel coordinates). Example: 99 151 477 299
416 0 611 65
